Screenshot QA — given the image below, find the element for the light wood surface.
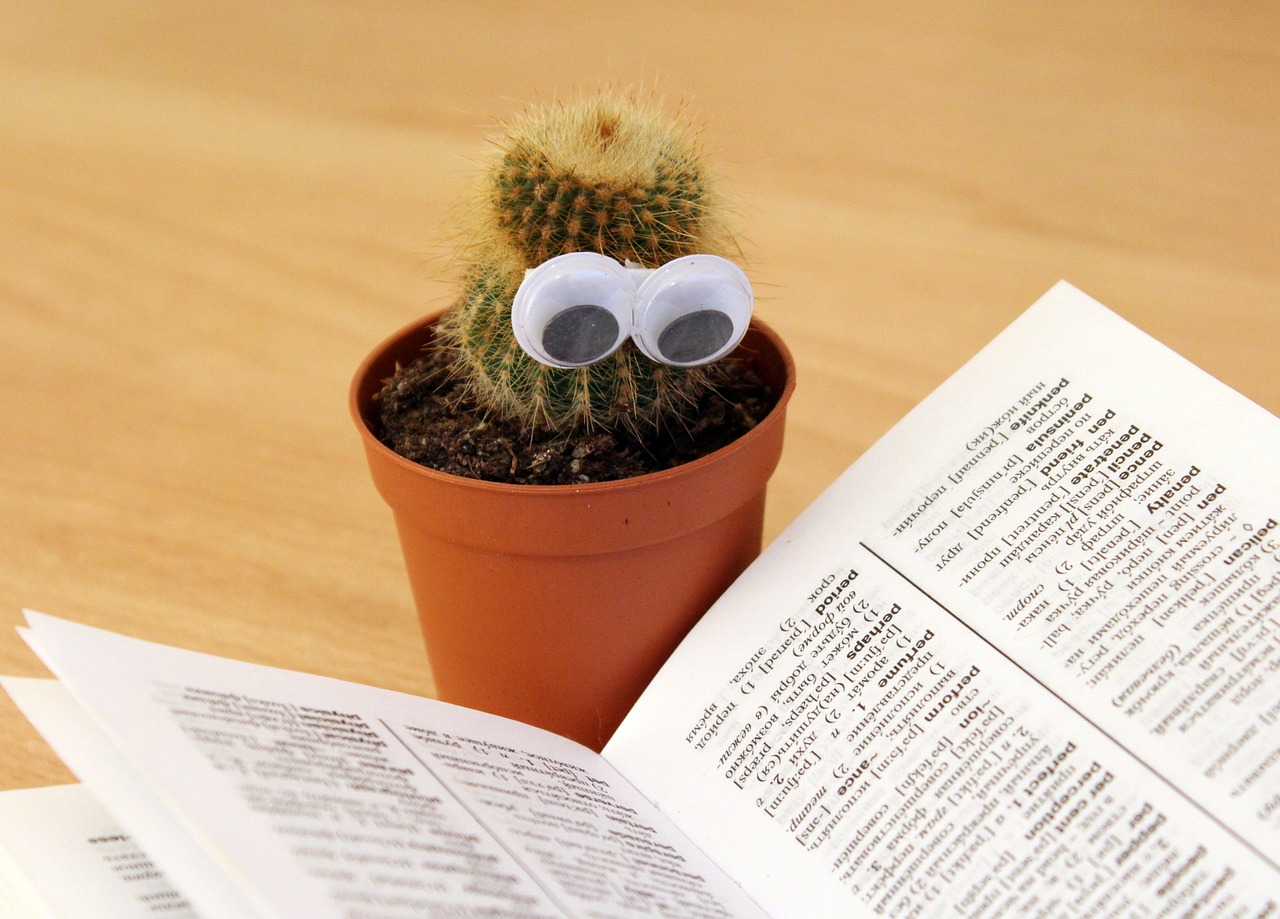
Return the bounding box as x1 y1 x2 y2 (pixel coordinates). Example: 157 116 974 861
3 2 1277 790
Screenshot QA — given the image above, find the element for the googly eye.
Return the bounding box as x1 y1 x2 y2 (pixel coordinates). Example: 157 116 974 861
511 252 634 368
631 255 754 367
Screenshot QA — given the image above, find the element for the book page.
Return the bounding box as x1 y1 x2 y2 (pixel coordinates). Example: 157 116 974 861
10 612 766 919
0 783 199 918
2 677 271 918
607 283 1280 917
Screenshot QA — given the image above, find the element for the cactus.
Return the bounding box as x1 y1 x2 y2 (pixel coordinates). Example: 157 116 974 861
437 92 738 432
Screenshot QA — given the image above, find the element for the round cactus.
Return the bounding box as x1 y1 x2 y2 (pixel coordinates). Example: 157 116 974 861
437 92 739 432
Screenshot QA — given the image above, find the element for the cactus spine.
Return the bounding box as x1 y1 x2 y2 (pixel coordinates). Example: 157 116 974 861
438 92 736 431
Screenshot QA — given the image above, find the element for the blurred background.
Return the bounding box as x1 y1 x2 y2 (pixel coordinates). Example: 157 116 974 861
3 1 1277 786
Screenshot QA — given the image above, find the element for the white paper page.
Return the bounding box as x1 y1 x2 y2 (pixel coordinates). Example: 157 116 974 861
607 283 1280 917
2 678 264 919
0 783 201 918
16 612 767 919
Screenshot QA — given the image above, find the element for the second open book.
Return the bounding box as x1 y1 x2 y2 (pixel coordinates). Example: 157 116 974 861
5 281 1279 917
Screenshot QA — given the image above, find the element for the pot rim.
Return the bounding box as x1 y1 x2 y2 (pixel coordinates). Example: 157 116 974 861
349 311 796 497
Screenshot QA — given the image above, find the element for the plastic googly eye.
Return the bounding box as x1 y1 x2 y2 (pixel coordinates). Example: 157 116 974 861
511 252 635 367
631 255 754 367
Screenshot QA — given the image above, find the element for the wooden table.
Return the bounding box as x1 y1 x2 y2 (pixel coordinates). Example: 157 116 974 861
3 2 1277 790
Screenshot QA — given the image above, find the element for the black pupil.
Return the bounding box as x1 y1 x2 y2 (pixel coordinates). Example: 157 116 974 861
657 310 733 364
542 305 620 365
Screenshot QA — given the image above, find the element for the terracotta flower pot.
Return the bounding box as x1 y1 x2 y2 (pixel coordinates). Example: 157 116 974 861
351 313 795 749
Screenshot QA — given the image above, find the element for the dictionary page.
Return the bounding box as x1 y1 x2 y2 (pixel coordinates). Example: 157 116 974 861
607 282 1280 917
12 612 766 919
0 783 199 918
2 677 267 918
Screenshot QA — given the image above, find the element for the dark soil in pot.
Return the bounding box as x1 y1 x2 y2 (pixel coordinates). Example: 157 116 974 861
374 341 777 485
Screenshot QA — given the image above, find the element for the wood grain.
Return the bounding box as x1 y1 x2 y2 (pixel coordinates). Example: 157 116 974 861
2 1 1277 788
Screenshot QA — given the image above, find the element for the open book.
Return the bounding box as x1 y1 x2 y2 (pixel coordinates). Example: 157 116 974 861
4 281 1278 917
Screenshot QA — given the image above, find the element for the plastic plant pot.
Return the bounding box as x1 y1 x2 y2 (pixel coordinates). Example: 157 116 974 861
351 312 794 749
